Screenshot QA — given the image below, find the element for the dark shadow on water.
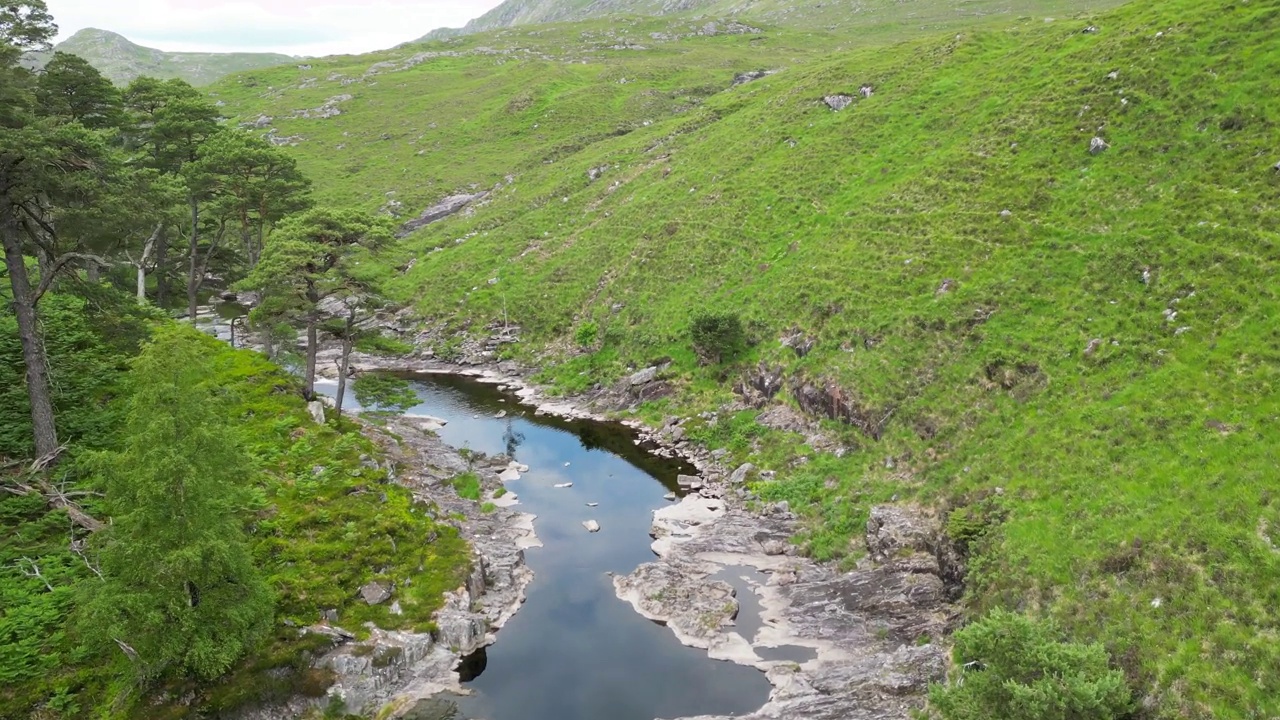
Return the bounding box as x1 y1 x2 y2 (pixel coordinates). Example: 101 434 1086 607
455 646 487 682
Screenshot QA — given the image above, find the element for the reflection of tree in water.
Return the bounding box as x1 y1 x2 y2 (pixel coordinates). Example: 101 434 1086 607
403 697 462 720
502 419 525 458
576 423 611 452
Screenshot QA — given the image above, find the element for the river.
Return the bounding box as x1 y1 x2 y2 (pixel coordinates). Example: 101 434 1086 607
316 372 773 720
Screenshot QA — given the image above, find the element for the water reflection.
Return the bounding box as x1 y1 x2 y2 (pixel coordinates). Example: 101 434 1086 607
318 373 771 720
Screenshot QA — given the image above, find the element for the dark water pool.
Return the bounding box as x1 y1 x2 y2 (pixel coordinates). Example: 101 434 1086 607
316 373 771 720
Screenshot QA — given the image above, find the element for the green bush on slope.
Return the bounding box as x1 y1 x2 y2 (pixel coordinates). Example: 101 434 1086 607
928 609 1132 720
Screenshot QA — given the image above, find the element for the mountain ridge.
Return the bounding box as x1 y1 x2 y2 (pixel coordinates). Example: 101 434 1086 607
415 0 1124 42
27 28 296 86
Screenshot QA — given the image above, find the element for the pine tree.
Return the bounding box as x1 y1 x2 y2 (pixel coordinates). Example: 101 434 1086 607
80 326 273 681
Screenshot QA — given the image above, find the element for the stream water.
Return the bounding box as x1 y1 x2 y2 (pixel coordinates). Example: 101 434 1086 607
315 373 773 720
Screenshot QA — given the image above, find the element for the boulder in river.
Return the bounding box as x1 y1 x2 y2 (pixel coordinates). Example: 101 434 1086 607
583 519 601 533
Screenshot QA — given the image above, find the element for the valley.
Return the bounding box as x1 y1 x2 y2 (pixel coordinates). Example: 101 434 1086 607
2 0 1278 718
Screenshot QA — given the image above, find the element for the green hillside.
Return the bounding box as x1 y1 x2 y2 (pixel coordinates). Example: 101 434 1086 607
29 28 295 86
214 0 1280 716
417 0 1125 41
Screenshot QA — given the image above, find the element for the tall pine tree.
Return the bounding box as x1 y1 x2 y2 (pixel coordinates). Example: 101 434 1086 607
80 326 272 681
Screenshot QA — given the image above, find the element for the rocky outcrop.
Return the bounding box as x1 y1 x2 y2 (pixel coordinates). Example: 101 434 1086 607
615 498 957 720
792 378 887 440
397 192 490 237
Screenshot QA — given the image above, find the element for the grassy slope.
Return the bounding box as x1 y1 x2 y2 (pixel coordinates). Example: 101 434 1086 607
210 18 851 214
216 0 1280 716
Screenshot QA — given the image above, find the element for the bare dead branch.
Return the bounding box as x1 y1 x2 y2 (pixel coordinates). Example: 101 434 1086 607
16 557 54 592
33 253 113 304
113 638 139 662
70 537 104 580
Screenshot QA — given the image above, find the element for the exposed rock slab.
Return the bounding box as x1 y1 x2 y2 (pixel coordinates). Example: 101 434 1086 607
615 497 957 720
397 192 489 237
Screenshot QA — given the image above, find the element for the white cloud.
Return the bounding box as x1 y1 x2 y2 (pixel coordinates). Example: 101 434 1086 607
46 0 505 57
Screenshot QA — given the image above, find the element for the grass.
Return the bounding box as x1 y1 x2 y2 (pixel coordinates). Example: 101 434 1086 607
209 0 1280 716
452 473 483 501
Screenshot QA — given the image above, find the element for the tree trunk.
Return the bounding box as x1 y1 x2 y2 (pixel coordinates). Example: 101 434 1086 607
86 260 99 283
186 197 200 321
2 209 59 458
304 313 318 401
335 313 355 420
155 227 170 307
335 336 352 421
135 223 160 304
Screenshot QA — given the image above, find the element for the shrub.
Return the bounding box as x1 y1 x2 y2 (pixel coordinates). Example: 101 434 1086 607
354 335 414 357
928 609 1132 720
451 473 481 501
574 321 599 348
690 311 745 365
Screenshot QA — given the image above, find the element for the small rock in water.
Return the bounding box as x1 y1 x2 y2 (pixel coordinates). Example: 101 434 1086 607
554 482 573 489
586 502 599 507
564 462 571 467
663 492 677 501
495 410 507 418
677 474 702 488
499 467 521 482
583 520 601 533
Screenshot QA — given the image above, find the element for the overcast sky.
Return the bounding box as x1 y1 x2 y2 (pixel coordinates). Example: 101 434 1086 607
46 0 506 57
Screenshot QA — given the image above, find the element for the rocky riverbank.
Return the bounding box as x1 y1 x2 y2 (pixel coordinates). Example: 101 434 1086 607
309 347 962 720
232 408 539 719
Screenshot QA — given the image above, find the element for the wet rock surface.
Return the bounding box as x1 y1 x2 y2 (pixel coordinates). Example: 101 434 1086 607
615 497 956 720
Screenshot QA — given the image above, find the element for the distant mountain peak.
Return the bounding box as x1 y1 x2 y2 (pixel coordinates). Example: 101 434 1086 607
31 28 294 86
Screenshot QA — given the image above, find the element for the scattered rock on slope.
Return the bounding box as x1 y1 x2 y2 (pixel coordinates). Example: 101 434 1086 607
360 581 393 605
732 69 772 86
1089 136 1110 154
823 94 854 111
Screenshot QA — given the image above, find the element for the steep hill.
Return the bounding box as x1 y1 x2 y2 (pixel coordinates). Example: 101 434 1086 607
215 0 1280 716
417 0 1124 41
28 28 295 86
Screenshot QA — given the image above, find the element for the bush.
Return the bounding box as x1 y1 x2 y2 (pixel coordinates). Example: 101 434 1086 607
574 321 599 348
690 312 745 365
354 334 414 357
928 609 1132 720
451 473 481 501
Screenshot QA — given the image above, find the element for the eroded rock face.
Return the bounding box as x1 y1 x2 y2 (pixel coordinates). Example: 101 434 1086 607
397 192 490 237
615 498 958 720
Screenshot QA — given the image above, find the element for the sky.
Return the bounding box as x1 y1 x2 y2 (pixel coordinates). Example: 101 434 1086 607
45 0 507 57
